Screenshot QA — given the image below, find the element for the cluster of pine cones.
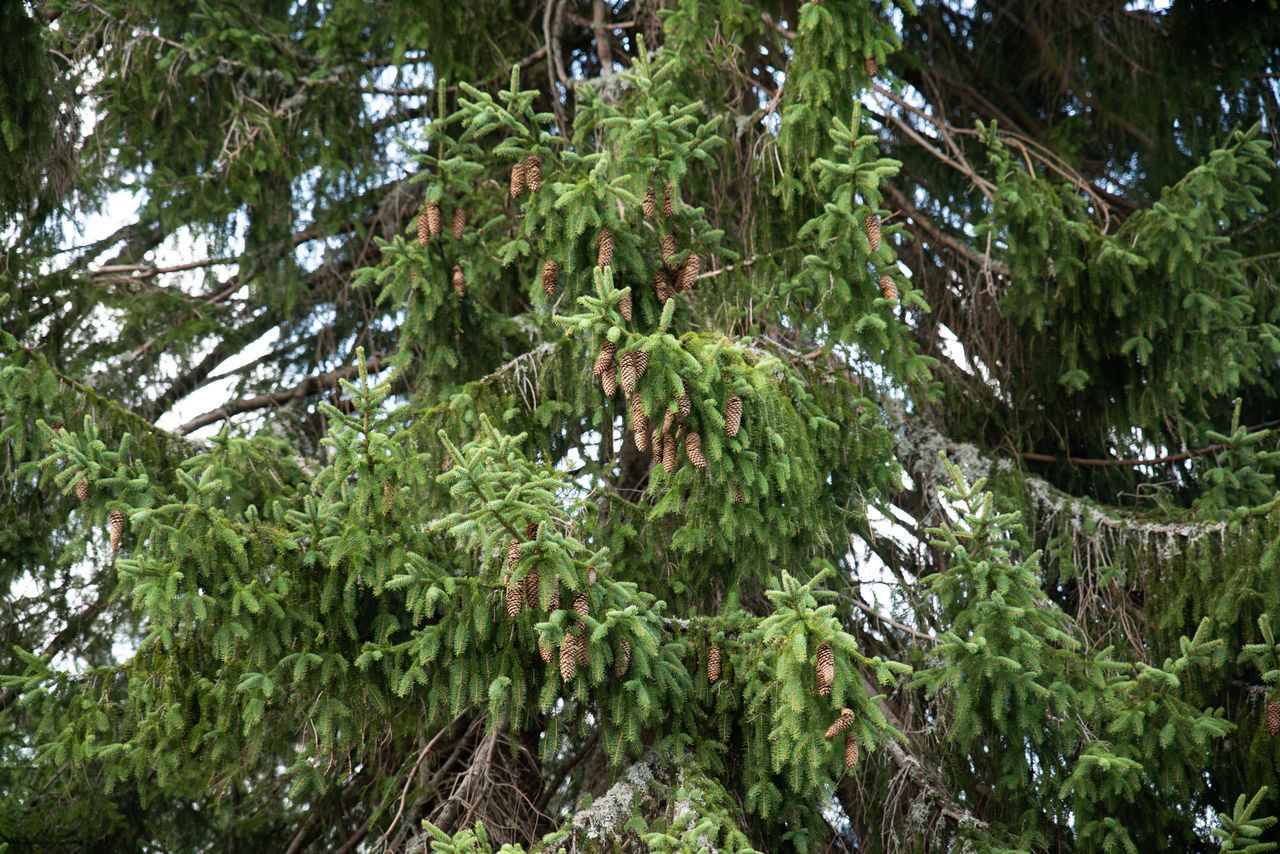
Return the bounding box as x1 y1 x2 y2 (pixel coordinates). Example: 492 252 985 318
815 642 858 769
415 195 470 296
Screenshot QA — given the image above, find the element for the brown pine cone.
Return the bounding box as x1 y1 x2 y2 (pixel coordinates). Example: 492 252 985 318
524 566 540 609
879 274 898 301
661 233 677 265
816 643 835 697
525 522 539 540
661 410 675 435
707 645 722 684
676 395 692 420
663 184 674 218
1268 700 1280 736
524 153 542 192
651 430 664 464
864 214 881 252
452 207 466 240
597 228 615 268
615 637 632 678
510 159 527 199
560 635 579 681
417 207 430 246
541 260 559 297
452 265 466 297
539 634 555 664
425 202 442 238
642 186 657 219
633 350 649 381
572 591 590 618
824 708 855 740
724 396 742 438
662 435 679 474
654 270 674 303
864 56 878 77
619 351 638 397
676 254 700 292
685 432 707 469
619 291 632 322
592 341 618 376
505 577 524 617
507 538 521 570
75 479 89 501
844 734 859 769
601 363 618 397
549 582 560 611
108 509 126 551
576 634 589 667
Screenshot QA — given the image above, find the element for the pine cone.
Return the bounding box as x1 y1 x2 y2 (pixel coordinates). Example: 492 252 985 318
619 291 632 322
572 591 590 618
560 635 579 681
651 430 664 464
593 341 618 376
724 396 742 438
685 432 707 469
601 363 618 397
824 708 855 740
864 56 878 77
525 522 539 540
524 566 540 609
661 410 676 435
75 478 89 501
417 208 429 246
707 645 722 684
879 274 898 301
633 350 649 381
619 351 639 397
539 634 555 664
615 637 632 678
661 233 677 265
576 635 589 667
541 259 558 297
549 583 560 611
524 153 542 192
816 643 835 697
663 184 674 218
662 435 678 474
844 734 859 769
864 214 881 253
108 509 126 551
676 253 700 292
505 578 524 617
631 396 649 448
510 159 527 199
642 186 657 220
452 265 466 297
425 202 442 238
676 395 692 420
1268 701 1280 737
452 207 466 240
597 228 615 268
507 538 521 570
654 270 674 303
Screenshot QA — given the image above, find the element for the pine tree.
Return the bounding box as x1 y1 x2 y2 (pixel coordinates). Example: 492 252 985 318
3 2 1279 853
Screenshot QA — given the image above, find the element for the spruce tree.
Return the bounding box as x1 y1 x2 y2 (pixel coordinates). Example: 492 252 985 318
2 1 1279 852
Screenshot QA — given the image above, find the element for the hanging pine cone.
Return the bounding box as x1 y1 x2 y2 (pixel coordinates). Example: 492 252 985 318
597 228 615 268
524 566 540 609
425 201 442 238
663 184 674 218
572 591 590 618
619 291 632 322
525 522 539 540
685 432 707 469
615 637 632 678
593 341 618 377
539 634 555 664
417 208 429 246
75 479 89 501
816 643 835 697
662 436 679 474
601 363 618 398
524 153 542 192
452 207 466 240
560 635 579 681
642 186 657 219
507 538 521 570
676 395 692 420
107 509 126 551
549 583 560 611
676 253 700 292
844 734 859 769
661 233 677 265
707 645 722 684
661 409 675 435
864 56 878 77
633 350 649 381
510 159 527 199
654 270 674 303
1268 700 1280 736
724 396 742 438
541 259 558 297
864 214 881 253
824 708 855 740
452 265 466 297
631 396 649 448
619 351 638 397
879 274 898 301
505 577 524 617
577 635 589 667
652 430 664 464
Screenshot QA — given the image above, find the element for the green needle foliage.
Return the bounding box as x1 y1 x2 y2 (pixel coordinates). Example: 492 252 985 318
2 1 1279 852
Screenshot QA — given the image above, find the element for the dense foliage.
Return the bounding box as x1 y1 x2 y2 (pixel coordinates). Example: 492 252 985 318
2 1 1279 852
